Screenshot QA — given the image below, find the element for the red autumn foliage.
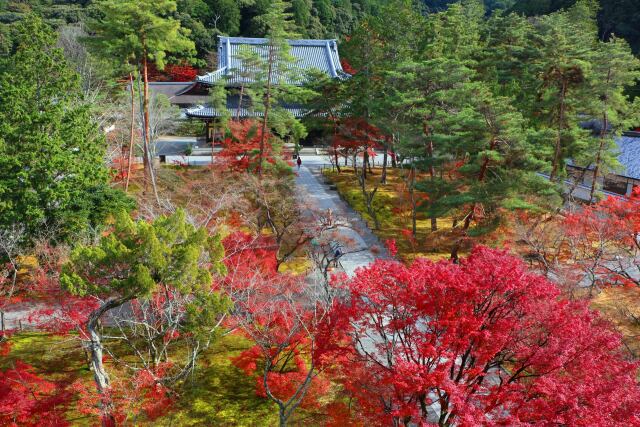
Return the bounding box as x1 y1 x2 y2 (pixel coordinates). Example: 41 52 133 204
218 120 274 172
220 231 334 421
563 187 640 288
340 58 357 75
25 245 98 335
324 401 364 427
332 118 384 159
0 361 72 426
232 344 331 410
385 239 398 257
323 246 640 426
72 364 175 424
145 63 199 82
222 231 278 278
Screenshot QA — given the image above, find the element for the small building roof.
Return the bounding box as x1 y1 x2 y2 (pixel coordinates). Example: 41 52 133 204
616 135 640 180
146 82 210 105
195 36 349 86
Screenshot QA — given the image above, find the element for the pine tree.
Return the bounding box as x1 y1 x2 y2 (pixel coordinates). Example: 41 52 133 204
0 15 119 243
478 11 538 102
238 0 315 177
585 37 640 202
86 0 196 196
393 1 485 232
430 85 554 259
365 0 427 184
62 210 228 425
530 1 598 181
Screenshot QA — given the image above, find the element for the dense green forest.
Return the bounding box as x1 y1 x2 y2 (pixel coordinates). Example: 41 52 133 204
2 0 638 62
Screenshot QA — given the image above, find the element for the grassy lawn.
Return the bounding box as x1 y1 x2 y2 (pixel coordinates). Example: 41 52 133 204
591 286 640 358
1 332 298 426
323 167 469 262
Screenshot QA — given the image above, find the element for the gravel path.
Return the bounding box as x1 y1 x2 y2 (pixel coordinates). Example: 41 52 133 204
295 159 389 276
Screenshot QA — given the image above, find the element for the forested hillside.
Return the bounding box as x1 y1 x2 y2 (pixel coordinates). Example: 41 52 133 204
2 0 638 60
0 0 388 62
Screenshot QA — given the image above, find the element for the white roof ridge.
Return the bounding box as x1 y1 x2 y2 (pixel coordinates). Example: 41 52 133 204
218 36 339 46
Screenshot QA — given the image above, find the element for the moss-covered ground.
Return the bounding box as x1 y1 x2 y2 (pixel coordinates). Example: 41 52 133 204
322 167 471 262
1 332 295 426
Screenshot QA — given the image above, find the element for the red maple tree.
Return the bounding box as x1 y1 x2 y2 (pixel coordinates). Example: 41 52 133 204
562 187 640 290
323 246 640 425
145 62 198 82
220 231 336 426
331 118 383 170
0 361 73 426
218 120 275 173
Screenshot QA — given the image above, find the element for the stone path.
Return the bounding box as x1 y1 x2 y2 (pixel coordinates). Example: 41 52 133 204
295 158 389 276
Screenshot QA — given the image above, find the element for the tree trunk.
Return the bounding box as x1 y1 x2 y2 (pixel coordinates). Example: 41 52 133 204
362 150 368 180
550 80 568 181
589 68 612 203
450 211 472 263
381 143 388 184
211 120 217 175
589 113 608 204
357 163 380 230
125 73 135 192
142 57 151 192
424 123 437 231
331 117 341 173
258 46 274 179
86 298 129 427
450 139 497 261
141 56 160 204
237 84 245 120
409 166 417 237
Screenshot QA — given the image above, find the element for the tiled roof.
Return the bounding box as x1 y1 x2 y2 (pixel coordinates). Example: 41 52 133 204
196 36 348 86
186 94 309 119
146 82 210 105
616 135 640 180
185 105 309 119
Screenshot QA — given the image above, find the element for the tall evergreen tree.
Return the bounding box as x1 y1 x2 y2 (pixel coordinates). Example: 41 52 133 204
529 1 598 181
86 0 195 196
430 85 553 259
365 0 427 184
238 0 315 177
478 11 538 102
391 1 485 232
0 15 121 243
584 37 640 202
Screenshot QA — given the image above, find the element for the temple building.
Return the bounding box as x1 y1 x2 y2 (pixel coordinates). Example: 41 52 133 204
179 36 349 142
566 130 640 200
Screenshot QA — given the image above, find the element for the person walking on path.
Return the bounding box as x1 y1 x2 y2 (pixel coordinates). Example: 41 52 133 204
296 156 302 170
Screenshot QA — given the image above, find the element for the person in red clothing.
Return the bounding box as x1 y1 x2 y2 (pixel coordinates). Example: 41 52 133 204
296 156 302 170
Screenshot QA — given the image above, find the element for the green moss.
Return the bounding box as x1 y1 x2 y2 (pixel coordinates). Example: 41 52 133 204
2 332 300 425
159 333 278 426
323 168 460 262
